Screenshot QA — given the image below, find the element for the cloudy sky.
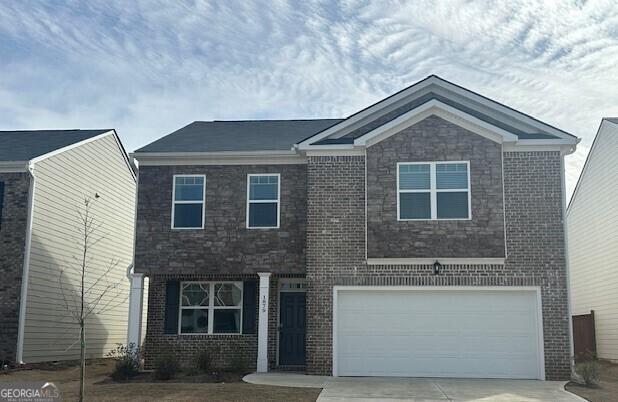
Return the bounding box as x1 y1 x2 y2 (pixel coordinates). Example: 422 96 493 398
1 1 617 197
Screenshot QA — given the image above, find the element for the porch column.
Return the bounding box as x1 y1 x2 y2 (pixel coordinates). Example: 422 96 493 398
257 272 271 372
127 273 145 347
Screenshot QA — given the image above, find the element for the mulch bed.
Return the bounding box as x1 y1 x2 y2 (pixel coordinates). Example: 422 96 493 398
98 369 247 384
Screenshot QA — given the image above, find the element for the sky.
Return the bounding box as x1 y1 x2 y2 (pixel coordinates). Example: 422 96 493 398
1 1 617 198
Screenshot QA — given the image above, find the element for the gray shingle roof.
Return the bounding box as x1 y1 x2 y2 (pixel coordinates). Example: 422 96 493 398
0 129 111 162
134 120 343 153
604 117 618 124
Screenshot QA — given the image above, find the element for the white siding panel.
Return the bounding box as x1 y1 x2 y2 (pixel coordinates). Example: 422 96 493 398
22 133 136 362
568 120 618 361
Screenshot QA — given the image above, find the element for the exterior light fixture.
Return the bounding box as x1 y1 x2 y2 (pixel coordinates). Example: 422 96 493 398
433 260 442 275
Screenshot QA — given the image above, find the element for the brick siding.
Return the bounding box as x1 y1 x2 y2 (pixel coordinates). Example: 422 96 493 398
305 151 571 380
0 172 30 364
144 273 302 370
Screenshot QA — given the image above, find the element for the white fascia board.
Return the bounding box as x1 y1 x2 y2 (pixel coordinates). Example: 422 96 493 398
367 257 506 265
502 144 575 154
355 100 519 147
0 161 29 172
305 149 364 157
133 150 307 166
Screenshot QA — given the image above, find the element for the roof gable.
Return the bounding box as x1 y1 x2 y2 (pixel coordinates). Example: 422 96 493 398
0 129 135 180
0 129 111 162
568 118 618 211
298 75 577 149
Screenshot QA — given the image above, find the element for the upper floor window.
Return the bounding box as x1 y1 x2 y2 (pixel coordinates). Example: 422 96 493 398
172 175 205 229
398 161 470 220
247 174 280 229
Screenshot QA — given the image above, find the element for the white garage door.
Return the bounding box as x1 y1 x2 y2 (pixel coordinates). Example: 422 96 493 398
335 287 543 379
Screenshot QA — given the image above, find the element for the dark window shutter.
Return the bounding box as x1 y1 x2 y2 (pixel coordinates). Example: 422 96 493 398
0 181 4 230
164 280 180 334
242 280 258 334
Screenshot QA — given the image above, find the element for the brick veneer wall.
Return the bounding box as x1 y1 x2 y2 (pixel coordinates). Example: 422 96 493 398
134 164 307 276
0 172 30 363
305 151 571 380
144 273 299 370
366 115 505 258
144 274 258 370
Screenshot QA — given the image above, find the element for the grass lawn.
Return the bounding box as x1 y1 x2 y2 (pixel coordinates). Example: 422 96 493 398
566 360 618 402
0 359 321 402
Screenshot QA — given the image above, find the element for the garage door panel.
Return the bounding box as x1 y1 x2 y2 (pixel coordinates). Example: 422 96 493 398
336 288 542 379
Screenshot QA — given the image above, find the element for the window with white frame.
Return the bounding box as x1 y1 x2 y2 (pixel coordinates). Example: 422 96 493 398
247 174 279 228
179 282 243 334
398 161 470 220
172 175 205 229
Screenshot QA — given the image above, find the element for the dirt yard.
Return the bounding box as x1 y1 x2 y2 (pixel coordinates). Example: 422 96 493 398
566 360 618 402
0 359 321 402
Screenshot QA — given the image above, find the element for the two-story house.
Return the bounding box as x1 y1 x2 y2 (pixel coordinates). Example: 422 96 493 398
0 129 137 365
130 75 578 380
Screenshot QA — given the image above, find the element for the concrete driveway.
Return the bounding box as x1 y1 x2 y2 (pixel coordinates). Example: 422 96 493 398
318 377 584 402
244 373 585 402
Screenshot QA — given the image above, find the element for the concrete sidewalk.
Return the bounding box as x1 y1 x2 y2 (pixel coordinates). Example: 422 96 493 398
243 373 586 401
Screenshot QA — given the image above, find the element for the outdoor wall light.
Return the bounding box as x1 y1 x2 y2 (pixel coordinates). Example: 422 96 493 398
433 260 442 275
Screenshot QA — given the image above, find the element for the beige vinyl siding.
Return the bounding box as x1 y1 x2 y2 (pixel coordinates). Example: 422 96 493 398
568 120 618 361
22 132 136 362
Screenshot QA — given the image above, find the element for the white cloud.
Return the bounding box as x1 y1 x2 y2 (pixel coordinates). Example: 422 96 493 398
1 0 617 198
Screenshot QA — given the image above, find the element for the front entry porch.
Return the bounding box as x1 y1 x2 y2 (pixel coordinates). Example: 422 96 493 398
258 275 307 372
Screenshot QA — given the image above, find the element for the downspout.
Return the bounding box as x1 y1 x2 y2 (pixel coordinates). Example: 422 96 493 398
15 162 36 364
560 146 577 378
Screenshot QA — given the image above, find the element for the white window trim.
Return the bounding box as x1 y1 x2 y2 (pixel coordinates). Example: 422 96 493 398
171 174 206 230
246 173 281 229
178 281 243 335
397 161 471 221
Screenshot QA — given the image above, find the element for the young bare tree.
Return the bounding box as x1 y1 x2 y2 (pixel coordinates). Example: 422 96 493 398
57 196 128 402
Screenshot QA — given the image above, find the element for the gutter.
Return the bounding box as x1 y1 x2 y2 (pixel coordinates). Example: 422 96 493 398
0 161 29 173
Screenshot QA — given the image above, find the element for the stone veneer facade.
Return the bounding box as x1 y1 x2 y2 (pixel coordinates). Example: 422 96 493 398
134 164 307 276
366 116 506 258
0 172 31 364
305 151 570 380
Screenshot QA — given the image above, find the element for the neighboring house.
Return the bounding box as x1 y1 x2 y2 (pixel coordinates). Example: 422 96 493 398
0 129 138 364
568 118 618 362
130 75 578 380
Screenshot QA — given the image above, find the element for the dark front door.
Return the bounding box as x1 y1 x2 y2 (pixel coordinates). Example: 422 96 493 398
279 292 306 366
